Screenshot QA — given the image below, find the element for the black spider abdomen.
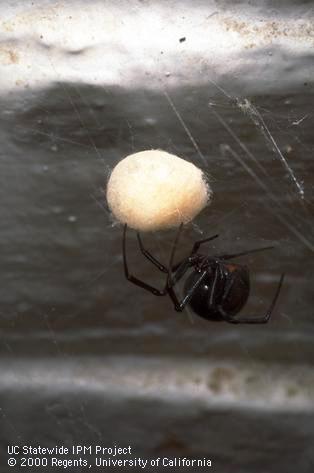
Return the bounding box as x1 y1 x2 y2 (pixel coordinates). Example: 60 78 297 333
222 265 250 316
183 264 250 321
183 271 223 321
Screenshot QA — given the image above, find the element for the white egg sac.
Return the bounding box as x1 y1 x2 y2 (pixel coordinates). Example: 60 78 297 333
106 149 212 232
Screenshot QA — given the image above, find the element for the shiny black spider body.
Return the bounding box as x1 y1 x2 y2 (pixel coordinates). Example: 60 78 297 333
122 224 284 324
183 260 250 321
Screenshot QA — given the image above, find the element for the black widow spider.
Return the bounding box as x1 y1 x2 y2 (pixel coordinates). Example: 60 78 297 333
123 224 285 324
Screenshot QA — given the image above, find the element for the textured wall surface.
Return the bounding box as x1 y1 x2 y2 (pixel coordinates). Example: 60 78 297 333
0 1 313 472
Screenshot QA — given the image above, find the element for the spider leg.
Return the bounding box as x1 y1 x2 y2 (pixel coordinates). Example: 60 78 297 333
166 224 208 290
218 273 285 324
166 222 185 288
168 255 198 288
209 264 223 305
166 229 221 311
123 224 167 296
168 270 208 312
136 226 219 278
191 234 219 254
136 223 188 274
167 231 219 273
219 246 274 261
136 232 168 273
124 223 191 298
168 226 219 284
161 224 210 310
